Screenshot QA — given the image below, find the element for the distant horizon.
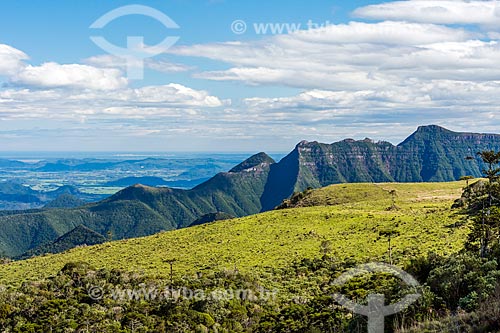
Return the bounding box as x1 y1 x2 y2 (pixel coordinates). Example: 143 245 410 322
0 151 289 155
1 124 498 155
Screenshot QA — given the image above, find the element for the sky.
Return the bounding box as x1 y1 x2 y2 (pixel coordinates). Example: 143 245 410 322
1 0 500 151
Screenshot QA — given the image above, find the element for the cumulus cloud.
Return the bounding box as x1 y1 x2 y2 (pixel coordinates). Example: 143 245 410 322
6 0 500 149
131 83 224 106
83 55 125 69
11 62 128 90
163 12 500 142
0 45 130 90
243 81 500 113
0 83 225 120
171 20 489 90
0 43 233 149
291 20 473 45
230 80 500 144
146 60 194 73
0 44 28 76
353 0 500 26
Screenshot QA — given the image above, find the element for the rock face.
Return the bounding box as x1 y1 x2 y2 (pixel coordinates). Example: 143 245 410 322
260 125 500 210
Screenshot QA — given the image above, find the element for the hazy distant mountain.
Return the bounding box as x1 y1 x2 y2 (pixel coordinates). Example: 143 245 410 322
103 176 209 189
103 176 170 187
0 182 104 210
2 125 500 258
33 158 234 180
44 194 87 209
0 181 41 205
0 159 30 168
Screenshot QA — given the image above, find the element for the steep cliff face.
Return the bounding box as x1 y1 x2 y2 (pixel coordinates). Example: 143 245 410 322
260 145 301 211
394 125 500 182
298 139 395 185
262 125 500 207
260 139 396 210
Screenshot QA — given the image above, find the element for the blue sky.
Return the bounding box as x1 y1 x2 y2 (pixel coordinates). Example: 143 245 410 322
1 0 500 151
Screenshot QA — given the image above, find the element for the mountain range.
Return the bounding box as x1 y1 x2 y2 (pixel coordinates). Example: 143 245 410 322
1 125 500 258
102 176 209 189
0 182 104 210
262 124 500 209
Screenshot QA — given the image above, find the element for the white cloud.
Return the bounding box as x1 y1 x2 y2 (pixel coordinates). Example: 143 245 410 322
85 54 194 73
0 45 131 90
0 42 230 146
146 59 193 73
11 62 128 90
83 55 123 68
162 15 500 142
170 20 487 90
229 79 500 144
131 83 224 106
353 0 500 26
291 20 473 45
0 44 28 76
0 83 226 122
5 3 500 150
243 81 500 114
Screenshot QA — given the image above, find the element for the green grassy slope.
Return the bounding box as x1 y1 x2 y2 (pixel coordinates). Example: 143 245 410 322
0 181 469 287
16 225 107 260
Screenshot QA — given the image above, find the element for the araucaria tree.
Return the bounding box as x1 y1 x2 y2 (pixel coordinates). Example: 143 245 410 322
465 150 500 257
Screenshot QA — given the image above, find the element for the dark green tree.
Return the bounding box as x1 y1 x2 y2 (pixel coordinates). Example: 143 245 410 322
465 150 500 257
